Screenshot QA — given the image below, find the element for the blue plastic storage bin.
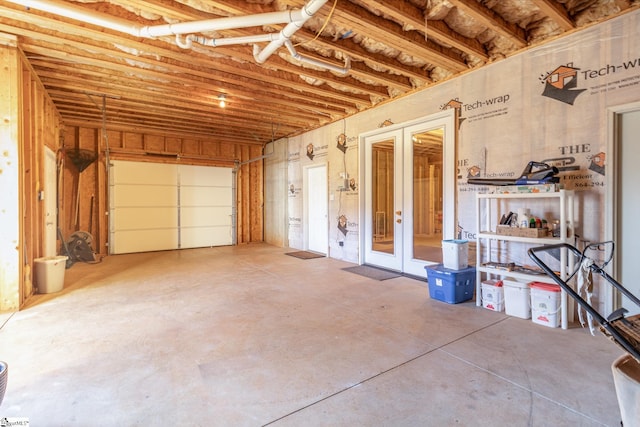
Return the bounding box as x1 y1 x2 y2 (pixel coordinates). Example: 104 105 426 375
425 264 476 304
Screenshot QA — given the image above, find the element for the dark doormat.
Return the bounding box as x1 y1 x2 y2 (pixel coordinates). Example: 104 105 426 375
342 265 401 281
285 251 326 260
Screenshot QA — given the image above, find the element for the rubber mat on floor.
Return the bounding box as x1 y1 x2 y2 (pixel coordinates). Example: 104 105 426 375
285 251 325 260
342 265 401 281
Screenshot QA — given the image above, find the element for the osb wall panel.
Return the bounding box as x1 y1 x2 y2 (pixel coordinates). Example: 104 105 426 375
123 132 143 150
144 134 164 152
61 125 264 255
182 138 200 155
17 53 62 308
166 137 181 154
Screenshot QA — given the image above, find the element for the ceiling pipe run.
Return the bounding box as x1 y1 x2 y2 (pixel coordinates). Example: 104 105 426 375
253 0 327 64
139 10 305 38
6 0 140 35
8 0 348 74
8 0 305 36
284 40 350 76
176 33 279 49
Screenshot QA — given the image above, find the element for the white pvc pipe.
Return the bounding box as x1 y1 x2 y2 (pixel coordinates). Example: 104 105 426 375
7 0 142 36
254 0 328 64
192 33 280 48
253 33 287 63
175 34 192 49
284 40 350 76
7 0 310 38
139 10 304 38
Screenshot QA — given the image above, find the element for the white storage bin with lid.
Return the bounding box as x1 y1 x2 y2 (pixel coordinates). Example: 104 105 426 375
481 279 504 312
503 279 531 319
34 256 68 294
530 281 561 328
441 239 468 270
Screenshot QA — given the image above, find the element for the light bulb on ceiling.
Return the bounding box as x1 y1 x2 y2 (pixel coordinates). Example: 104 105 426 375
218 94 226 108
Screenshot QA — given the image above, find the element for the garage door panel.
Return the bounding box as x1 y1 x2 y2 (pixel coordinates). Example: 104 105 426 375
112 185 177 207
111 229 178 254
180 186 232 206
112 162 177 185
180 206 232 227
113 207 178 229
181 227 232 248
180 165 231 184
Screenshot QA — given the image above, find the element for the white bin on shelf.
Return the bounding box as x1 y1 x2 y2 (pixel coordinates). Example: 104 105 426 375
503 279 531 319
34 256 68 294
441 239 468 270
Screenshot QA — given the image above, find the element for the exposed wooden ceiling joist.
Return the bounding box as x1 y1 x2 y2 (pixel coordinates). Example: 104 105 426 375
0 0 636 146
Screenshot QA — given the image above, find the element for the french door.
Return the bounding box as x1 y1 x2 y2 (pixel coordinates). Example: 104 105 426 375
362 110 456 277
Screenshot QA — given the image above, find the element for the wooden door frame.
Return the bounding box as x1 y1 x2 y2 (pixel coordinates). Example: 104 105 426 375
606 101 640 314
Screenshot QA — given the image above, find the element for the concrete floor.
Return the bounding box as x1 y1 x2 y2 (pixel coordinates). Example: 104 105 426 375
0 244 625 426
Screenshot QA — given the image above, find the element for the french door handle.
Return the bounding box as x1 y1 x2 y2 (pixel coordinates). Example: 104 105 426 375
395 210 402 216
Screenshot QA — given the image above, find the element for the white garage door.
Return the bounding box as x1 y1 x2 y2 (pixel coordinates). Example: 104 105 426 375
109 161 233 254
179 165 234 249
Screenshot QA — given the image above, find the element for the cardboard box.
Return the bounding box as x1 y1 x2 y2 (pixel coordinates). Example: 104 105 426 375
425 264 476 304
496 225 549 238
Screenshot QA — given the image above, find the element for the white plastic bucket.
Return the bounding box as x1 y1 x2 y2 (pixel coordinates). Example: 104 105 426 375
481 279 504 312
34 256 68 294
612 353 640 426
530 282 561 328
441 239 468 270
503 279 531 319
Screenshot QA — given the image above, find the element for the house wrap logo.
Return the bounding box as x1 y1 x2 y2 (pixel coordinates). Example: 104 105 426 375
540 62 586 105
441 94 509 126
442 99 465 128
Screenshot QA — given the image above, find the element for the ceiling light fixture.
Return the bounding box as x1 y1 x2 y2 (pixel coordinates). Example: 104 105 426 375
218 94 226 108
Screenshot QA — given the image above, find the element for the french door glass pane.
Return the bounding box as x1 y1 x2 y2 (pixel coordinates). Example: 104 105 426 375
371 139 394 255
412 128 444 263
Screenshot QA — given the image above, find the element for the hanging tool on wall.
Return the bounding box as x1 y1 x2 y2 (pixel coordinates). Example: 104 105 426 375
65 148 98 229
88 194 95 235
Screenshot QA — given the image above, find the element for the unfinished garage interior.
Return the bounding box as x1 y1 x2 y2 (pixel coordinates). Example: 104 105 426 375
1 0 640 425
